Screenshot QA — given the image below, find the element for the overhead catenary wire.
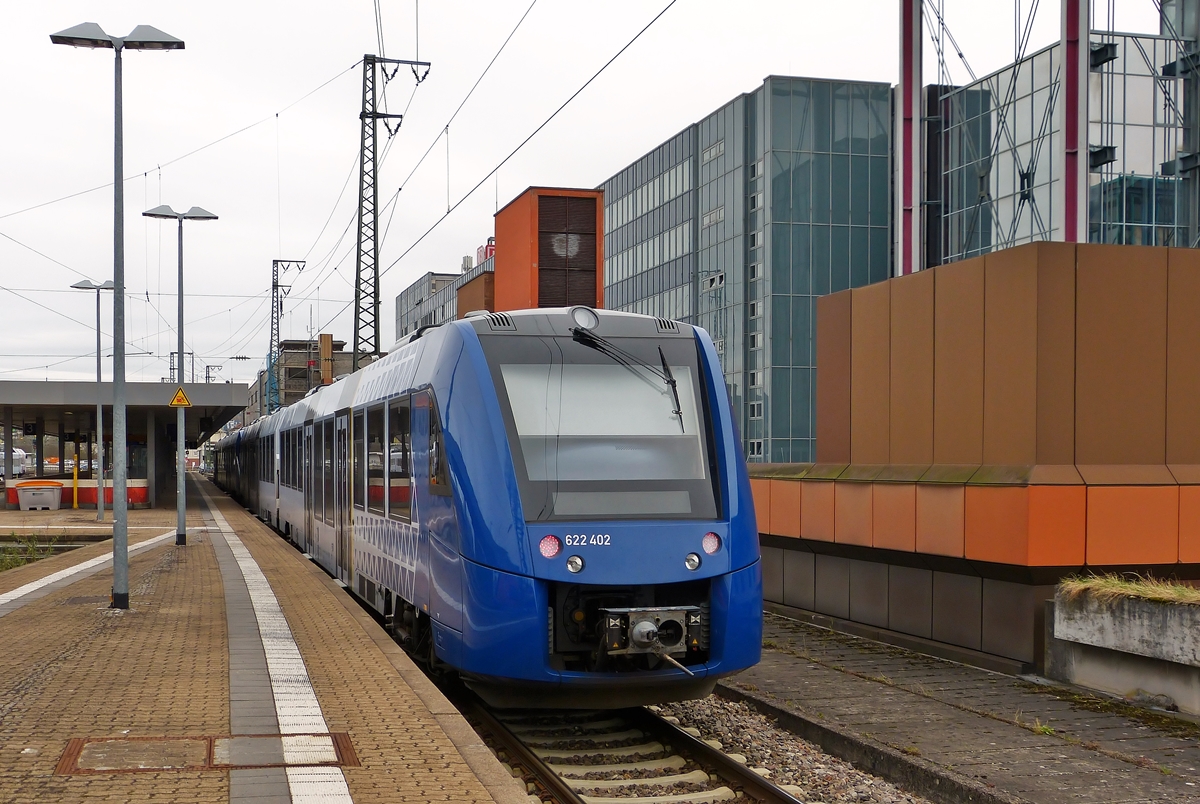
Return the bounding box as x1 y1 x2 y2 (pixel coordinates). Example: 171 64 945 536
0 61 362 222
378 0 680 285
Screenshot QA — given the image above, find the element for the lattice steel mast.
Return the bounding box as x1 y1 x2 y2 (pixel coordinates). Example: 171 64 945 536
353 54 429 371
267 259 302 414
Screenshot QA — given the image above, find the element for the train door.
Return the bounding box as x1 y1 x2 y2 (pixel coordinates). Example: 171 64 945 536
303 423 314 553
414 391 461 641
335 412 351 582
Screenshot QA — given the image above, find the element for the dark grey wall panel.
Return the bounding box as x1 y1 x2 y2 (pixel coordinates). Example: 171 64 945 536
932 571 982 650
761 545 784 604
814 555 851 619
848 559 889 627
782 549 815 610
982 579 1054 664
888 565 932 638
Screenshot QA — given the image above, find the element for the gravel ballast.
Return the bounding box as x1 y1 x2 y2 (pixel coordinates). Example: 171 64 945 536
658 696 931 804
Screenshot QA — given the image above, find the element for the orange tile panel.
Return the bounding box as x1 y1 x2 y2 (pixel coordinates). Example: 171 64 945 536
1027 485 1087 566
749 478 771 534
872 483 916 552
800 481 836 542
915 484 965 557
964 485 1029 565
1179 485 1200 563
1086 485 1179 566
835 482 873 546
768 479 802 538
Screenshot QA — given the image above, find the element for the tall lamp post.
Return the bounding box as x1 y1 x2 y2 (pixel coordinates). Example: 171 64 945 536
143 205 218 546
70 279 115 522
51 22 184 610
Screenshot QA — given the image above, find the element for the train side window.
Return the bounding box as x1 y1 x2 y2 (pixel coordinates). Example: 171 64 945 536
366 405 385 516
322 418 334 525
429 398 451 496
353 411 366 510
387 398 412 521
289 429 297 487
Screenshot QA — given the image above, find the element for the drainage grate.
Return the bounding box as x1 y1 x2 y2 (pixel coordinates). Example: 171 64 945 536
56 733 359 774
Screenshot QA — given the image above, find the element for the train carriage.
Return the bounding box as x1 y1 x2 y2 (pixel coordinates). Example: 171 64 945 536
215 307 762 708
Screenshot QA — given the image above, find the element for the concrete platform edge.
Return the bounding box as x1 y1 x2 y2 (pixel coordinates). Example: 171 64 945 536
272 530 529 804
714 682 1029 804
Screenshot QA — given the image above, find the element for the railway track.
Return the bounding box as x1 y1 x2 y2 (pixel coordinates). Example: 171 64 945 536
459 694 804 804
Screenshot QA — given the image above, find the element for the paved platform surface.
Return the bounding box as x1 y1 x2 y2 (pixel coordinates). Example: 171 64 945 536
728 612 1200 803
0 474 525 804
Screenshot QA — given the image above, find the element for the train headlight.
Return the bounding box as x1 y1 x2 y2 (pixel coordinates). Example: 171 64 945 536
684 552 702 571
566 555 585 573
702 532 721 555
539 535 562 558
570 306 600 331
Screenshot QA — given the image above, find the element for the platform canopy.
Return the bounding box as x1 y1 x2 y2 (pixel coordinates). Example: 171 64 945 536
0 381 247 446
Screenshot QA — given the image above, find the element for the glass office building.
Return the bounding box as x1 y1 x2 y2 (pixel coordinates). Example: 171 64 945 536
601 76 893 462
937 31 1190 262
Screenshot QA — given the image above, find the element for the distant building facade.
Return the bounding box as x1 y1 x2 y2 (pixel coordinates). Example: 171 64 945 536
600 75 893 462
394 256 495 341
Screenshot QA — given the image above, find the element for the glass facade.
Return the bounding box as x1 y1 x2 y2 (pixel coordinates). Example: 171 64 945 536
393 255 494 342
601 76 893 462
939 32 1190 261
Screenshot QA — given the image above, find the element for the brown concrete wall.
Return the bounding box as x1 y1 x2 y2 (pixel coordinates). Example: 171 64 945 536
1167 248 1200 464
933 257 985 464
850 282 890 464
1035 244 1077 464
816 292 852 463
889 270 934 464
983 247 1038 464
1074 244 1167 465
456 273 495 318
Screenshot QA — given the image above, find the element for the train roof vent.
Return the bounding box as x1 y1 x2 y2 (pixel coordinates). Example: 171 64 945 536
485 312 516 331
656 317 679 333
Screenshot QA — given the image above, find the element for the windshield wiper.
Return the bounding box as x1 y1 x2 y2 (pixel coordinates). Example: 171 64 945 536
570 327 686 433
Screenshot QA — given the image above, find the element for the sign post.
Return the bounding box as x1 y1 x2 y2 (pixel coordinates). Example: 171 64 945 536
169 386 191 545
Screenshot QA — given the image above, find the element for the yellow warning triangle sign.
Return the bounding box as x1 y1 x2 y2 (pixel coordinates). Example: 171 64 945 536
169 386 192 407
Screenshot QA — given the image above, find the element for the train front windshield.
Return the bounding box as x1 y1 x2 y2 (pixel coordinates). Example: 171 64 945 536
479 333 719 521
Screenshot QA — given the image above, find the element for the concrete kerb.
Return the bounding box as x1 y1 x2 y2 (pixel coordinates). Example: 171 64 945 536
213 494 529 804
714 683 1029 804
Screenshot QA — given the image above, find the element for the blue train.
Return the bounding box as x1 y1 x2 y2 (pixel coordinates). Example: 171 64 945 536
214 306 761 708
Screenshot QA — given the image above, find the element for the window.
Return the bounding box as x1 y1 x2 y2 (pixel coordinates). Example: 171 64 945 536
704 273 725 291
353 412 366 510
749 371 761 388
748 440 764 458
702 207 725 228
749 402 764 419
749 193 763 211
366 405 385 516
702 140 725 164
749 263 760 280
749 231 763 248
314 424 323 521
748 333 761 349
322 418 334 526
388 398 412 520
749 301 760 318
428 397 450 496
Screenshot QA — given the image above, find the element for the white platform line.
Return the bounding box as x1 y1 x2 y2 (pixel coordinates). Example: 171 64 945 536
0 529 177 608
198 487 354 803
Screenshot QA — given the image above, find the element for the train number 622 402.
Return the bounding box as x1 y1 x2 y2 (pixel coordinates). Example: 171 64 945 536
564 534 611 546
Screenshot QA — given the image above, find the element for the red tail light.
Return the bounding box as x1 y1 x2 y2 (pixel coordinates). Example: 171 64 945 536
539 534 562 558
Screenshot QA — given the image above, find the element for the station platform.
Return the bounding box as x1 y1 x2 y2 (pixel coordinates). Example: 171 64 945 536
0 474 527 804
725 610 1200 804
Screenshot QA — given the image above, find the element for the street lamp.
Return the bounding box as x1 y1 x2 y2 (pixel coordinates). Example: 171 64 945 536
143 205 218 546
70 279 115 522
52 22 184 610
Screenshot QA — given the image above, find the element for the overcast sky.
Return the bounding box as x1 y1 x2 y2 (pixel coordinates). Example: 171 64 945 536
0 1 1159 385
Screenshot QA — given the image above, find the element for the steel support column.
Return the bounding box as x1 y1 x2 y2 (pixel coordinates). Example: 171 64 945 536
897 0 923 274
1061 0 1088 242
